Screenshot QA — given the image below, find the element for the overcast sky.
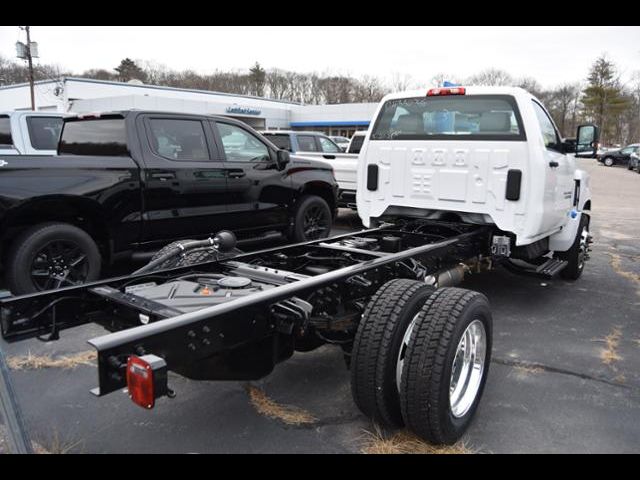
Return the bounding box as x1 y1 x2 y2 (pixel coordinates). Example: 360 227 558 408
2 26 639 88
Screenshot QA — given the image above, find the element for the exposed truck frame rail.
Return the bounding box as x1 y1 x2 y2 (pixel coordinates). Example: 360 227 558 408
1 221 495 444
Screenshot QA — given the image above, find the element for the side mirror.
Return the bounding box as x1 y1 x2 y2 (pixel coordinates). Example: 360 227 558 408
575 124 599 158
276 149 290 170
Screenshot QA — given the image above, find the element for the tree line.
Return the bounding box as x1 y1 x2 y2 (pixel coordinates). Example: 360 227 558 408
1 54 638 146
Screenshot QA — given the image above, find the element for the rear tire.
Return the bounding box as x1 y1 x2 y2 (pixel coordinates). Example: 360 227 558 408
603 157 614 167
400 287 492 445
289 195 332 243
351 279 435 427
5 222 101 295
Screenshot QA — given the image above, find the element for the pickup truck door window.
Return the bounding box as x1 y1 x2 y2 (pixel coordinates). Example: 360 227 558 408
531 100 572 233
297 135 320 152
142 116 228 244
318 136 341 153
214 121 289 232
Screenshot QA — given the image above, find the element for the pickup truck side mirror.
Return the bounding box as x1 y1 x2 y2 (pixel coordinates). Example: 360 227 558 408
575 124 599 158
276 149 290 170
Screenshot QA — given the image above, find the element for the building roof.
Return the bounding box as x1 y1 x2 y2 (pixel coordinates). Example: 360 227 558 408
0 76 302 106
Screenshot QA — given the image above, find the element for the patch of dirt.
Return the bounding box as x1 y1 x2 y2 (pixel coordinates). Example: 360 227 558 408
245 385 317 426
360 427 473 454
513 365 544 378
7 351 96 370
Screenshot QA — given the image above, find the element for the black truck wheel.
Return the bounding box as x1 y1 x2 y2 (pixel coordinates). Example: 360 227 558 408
290 195 332 243
400 287 492 445
351 279 435 427
5 222 101 295
557 214 590 281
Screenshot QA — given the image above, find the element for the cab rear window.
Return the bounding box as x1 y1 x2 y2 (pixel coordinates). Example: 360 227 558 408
0 115 12 147
371 95 525 141
263 133 292 152
59 118 129 156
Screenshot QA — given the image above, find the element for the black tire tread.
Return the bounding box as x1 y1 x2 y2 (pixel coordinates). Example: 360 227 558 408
5 222 101 295
400 287 491 444
290 195 332 243
351 279 434 427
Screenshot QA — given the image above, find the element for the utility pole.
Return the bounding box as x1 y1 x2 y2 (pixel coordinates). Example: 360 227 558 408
17 26 36 110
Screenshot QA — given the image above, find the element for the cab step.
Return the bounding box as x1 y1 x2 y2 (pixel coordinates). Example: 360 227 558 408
503 257 568 279
535 258 568 277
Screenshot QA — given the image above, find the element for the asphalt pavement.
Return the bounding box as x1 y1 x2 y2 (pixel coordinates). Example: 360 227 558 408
1 158 639 453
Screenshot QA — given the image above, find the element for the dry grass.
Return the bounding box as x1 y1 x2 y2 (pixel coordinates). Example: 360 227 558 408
7 351 96 370
599 327 623 366
360 426 474 454
608 253 640 296
245 385 317 426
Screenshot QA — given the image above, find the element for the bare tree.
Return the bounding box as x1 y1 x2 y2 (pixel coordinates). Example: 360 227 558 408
466 68 513 86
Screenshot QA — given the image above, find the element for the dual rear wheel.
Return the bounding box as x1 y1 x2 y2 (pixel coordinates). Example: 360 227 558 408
351 279 492 445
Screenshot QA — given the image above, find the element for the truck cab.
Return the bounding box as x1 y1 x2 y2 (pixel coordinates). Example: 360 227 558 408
0 111 65 156
357 86 597 259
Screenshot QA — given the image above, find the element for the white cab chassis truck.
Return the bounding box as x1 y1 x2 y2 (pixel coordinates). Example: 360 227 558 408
358 86 596 280
0 88 598 447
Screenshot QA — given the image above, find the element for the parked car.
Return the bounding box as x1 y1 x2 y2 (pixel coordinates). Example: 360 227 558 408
330 135 350 152
597 143 640 167
0 111 66 156
347 130 367 154
0 111 338 295
261 130 359 208
629 151 640 172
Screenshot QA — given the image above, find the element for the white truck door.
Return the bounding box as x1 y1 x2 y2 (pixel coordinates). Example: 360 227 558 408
531 101 572 233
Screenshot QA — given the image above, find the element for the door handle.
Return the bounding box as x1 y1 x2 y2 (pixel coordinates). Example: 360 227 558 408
227 171 246 179
549 161 559 168
151 172 176 180
323 155 336 160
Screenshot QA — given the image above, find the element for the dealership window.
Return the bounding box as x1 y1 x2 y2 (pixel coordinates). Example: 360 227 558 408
297 135 319 152
218 123 270 162
0 115 12 147
27 116 64 151
149 118 209 161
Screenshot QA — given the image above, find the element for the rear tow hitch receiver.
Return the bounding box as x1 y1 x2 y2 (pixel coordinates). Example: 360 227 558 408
126 354 169 409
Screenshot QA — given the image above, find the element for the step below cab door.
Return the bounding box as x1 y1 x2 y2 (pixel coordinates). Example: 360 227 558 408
138 114 228 245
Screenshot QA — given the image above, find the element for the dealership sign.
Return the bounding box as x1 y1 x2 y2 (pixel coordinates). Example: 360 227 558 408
226 106 262 116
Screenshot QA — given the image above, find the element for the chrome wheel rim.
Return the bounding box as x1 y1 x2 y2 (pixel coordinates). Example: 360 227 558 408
577 225 589 271
449 320 487 418
396 314 419 392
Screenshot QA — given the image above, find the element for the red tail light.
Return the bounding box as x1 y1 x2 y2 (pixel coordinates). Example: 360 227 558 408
427 87 466 97
126 354 168 409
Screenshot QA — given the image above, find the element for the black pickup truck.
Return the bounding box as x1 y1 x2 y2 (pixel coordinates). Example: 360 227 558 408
0 111 338 295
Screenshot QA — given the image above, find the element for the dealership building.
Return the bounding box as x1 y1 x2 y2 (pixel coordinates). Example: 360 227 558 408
0 77 377 137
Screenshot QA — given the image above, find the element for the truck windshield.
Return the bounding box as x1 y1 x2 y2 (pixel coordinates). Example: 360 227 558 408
0 115 12 147
59 118 129 156
371 95 524 141
27 116 64 150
